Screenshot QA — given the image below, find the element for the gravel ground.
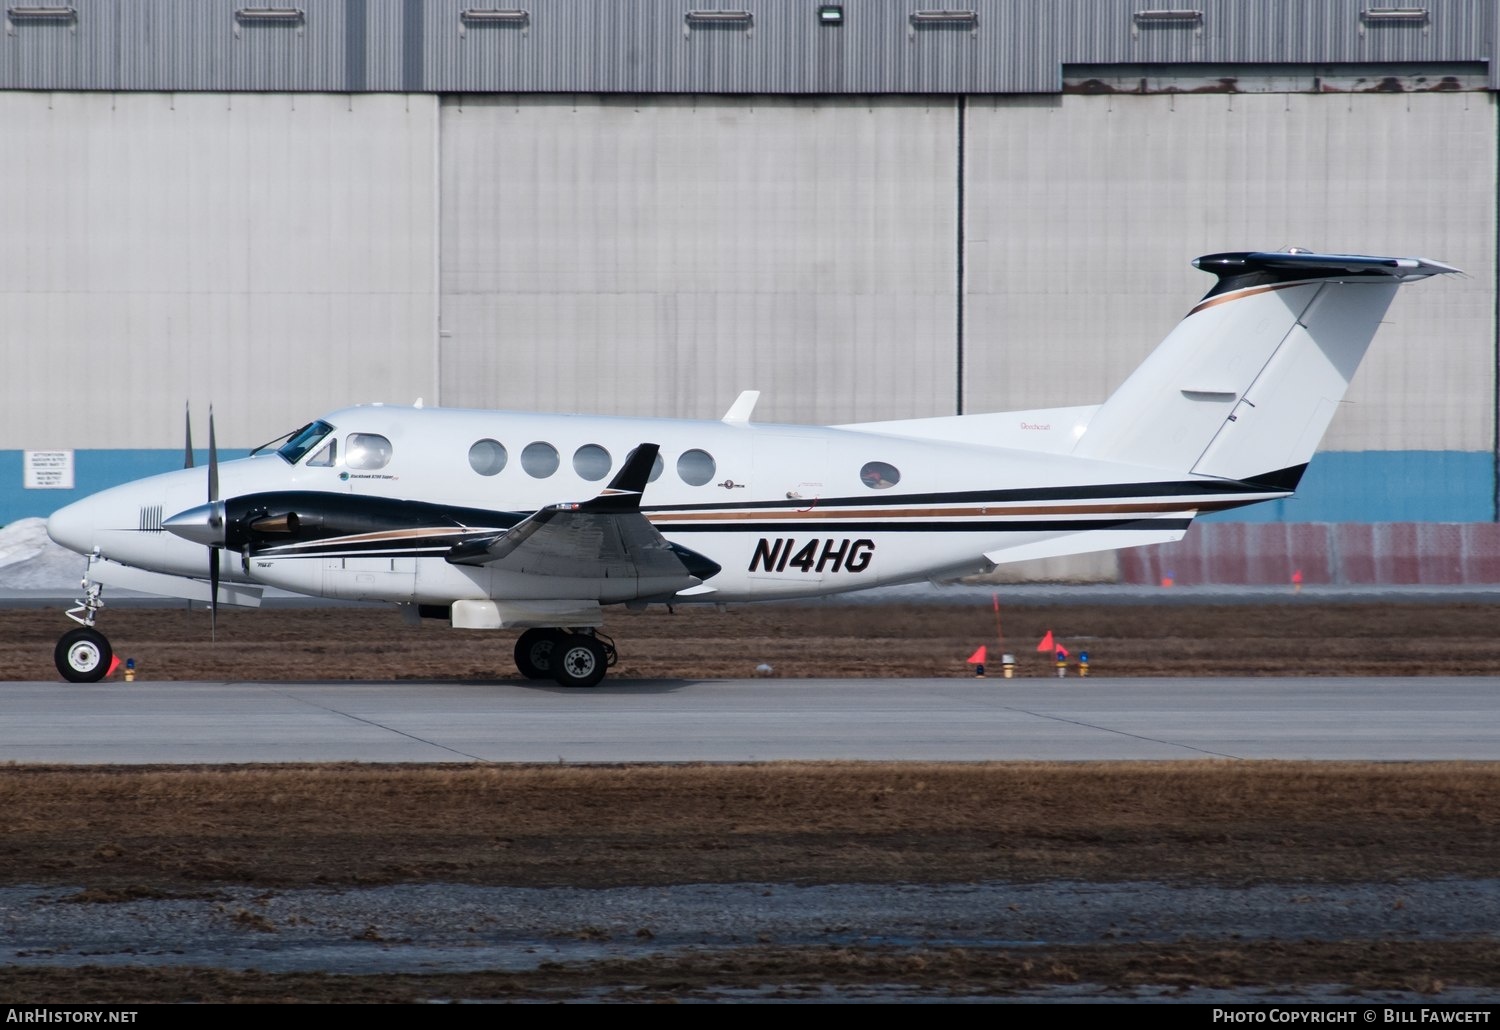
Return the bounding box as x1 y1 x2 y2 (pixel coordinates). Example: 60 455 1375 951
5 881 1500 1003
7 880 1500 974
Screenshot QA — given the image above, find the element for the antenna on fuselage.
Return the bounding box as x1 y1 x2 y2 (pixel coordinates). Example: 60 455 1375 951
722 390 759 425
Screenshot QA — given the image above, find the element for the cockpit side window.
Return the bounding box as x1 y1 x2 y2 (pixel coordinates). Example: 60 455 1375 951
305 439 337 467
276 420 335 465
346 433 393 471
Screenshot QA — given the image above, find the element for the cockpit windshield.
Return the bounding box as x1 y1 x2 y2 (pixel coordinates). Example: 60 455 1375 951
276 420 335 465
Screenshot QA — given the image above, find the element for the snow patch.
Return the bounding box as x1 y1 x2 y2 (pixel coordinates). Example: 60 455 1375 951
0 517 83 589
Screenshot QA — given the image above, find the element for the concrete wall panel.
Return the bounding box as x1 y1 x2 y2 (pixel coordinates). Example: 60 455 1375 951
439 95 957 424
0 91 440 451
964 91 1496 453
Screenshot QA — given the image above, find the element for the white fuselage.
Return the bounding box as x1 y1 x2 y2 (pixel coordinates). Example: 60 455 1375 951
46 402 1277 608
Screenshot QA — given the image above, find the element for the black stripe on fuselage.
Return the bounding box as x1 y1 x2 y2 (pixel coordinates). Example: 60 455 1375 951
661 517 1194 534
637 470 1301 515
232 467 1292 557
225 490 523 550
250 517 1194 560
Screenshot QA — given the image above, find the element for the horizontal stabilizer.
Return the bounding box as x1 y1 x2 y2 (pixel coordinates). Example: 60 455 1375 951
1193 251 1460 289
982 514 1192 566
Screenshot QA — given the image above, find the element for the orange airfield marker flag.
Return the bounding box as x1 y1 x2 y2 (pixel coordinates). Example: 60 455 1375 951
966 645 987 665
1036 630 1055 653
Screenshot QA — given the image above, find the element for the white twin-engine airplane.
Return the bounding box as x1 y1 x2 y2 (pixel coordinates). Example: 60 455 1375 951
45 249 1456 686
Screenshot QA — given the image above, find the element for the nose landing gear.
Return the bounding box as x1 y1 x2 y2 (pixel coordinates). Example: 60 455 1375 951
55 554 113 683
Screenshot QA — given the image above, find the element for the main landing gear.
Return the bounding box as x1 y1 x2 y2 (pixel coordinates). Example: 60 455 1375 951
55 556 112 683
513 627 617 689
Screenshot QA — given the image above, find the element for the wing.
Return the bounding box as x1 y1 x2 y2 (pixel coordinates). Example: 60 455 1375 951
444 443 721 585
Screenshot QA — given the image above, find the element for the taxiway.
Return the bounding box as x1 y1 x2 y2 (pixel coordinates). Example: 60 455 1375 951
2 676 1496 764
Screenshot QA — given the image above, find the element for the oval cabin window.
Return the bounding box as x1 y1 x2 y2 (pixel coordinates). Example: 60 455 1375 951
468 439 508 476
573 444 612 482
860 461 900 490
521 441 560 478
676 449 716 487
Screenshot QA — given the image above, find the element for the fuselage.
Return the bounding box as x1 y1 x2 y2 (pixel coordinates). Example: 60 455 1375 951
46 402 1286 607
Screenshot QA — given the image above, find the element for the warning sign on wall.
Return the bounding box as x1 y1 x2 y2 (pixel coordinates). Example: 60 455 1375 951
24 450 74 490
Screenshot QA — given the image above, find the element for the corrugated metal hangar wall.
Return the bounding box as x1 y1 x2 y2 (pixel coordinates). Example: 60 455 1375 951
1 0 1496 563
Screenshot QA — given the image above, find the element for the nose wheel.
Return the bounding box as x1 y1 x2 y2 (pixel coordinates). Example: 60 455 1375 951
55 627 112 683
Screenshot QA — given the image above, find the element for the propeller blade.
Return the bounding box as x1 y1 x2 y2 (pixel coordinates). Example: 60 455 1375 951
207 406 220 641
207 406 219 505
183 403 194 470
209 548 219 642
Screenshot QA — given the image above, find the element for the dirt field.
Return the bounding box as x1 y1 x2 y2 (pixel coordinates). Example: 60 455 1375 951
1 761 1498 1003
6 597 1500 681
3 599 1499 1003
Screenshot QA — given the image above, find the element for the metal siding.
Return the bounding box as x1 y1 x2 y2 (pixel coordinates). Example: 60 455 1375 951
4 0 1488 94
963 91 1496 454
114 0 350 91
1060 0 1491 66
419 0 1057 94
361 0 406 89
0 0 119 89
438 95 956 424
0 92 440 450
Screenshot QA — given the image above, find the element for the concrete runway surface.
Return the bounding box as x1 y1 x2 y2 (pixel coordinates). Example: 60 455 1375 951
2 676 1497 764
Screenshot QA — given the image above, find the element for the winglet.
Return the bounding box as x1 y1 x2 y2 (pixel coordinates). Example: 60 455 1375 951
580 443 659 513
722 390 760 425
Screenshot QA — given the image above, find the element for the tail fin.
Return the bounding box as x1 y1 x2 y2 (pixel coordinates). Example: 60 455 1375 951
1071 250 1458 482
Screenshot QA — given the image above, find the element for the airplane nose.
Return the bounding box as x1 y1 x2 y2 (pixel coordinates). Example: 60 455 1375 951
162 500 226 547
47 497 97 555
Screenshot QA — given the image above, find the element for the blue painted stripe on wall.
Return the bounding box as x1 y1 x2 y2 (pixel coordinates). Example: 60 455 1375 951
0 450 252 525
1204 451 1495 524
2 448 1495 526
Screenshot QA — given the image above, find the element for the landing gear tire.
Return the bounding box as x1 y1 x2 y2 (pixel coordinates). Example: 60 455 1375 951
514 628 564 680
55 627 112 684
552 633 609 689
